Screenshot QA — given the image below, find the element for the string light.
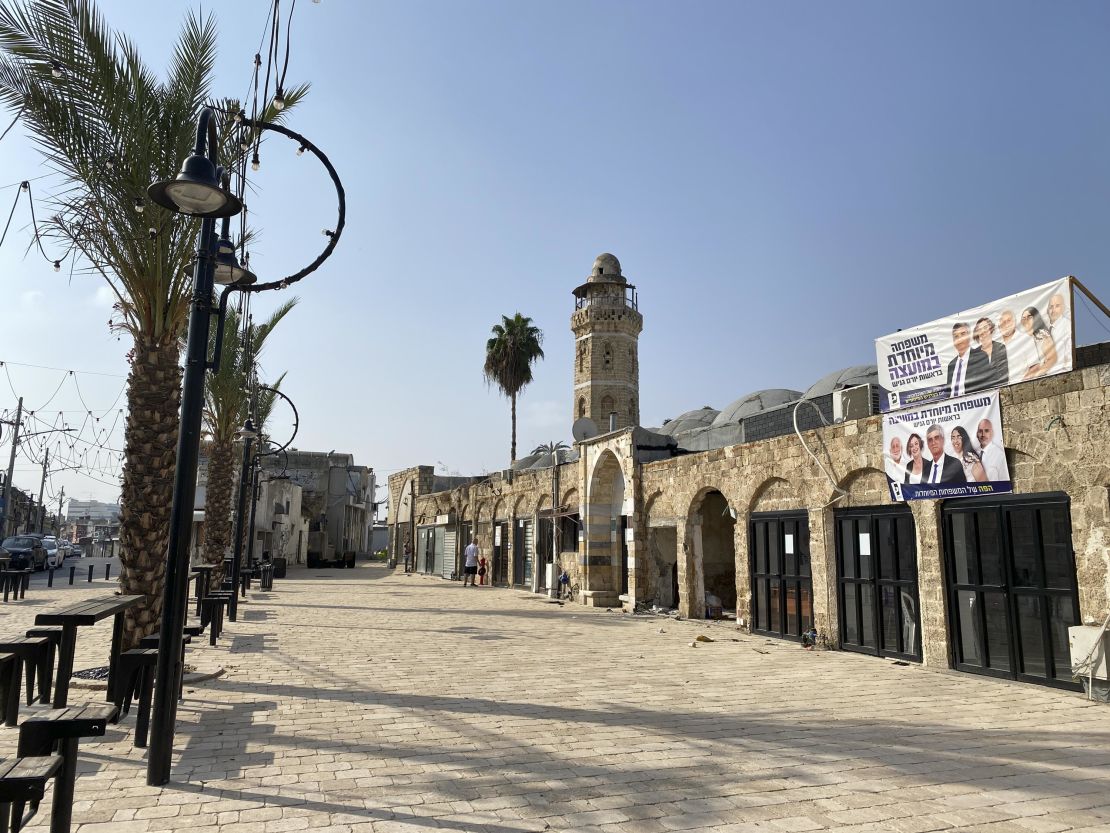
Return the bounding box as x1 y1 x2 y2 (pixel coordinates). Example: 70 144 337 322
53 259 60 272
50 60 62 78
273 91 285 111
251 152 260 171
321 229 334 238
296 145 305 156
134 197 144 214
148 227 157 240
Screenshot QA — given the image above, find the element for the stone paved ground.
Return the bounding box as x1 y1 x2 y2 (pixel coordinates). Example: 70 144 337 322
2 562 1109 833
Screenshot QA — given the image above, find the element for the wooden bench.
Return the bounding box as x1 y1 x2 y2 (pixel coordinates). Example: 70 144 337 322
1 570 31 603
0 637 53 710
0 755 63 832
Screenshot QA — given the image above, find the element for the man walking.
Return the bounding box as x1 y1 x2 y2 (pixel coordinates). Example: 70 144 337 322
462 539 479 586
403 541 413 573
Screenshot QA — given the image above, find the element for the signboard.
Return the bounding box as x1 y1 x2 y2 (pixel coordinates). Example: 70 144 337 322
883 389 1011 502
876 278 1074 413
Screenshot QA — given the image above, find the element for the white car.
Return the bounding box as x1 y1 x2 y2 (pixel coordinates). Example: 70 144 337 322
42 536 64 569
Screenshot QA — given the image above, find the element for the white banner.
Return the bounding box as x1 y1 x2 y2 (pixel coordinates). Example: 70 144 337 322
883 389 1011 502
876 278 1074 413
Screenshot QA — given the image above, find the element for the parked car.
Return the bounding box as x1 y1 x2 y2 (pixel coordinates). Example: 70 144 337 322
42 536 63 569
58 538 73 558
1 536 47 570
70 543 83 557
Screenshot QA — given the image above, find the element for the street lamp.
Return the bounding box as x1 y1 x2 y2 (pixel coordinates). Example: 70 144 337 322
145 106 345 788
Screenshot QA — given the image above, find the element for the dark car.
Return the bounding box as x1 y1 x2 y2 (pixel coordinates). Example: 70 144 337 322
1 535 47 570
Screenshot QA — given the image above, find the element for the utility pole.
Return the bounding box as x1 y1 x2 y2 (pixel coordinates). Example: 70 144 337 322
54 487 65 536
36 448 49 533
1 397 23 539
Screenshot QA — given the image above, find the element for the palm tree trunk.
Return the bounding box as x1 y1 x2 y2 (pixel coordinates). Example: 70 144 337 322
118 338 182 650
201 437 234 588
511 391 517 463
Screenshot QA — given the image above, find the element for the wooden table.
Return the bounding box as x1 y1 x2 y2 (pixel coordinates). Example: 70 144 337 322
191 565 217 615
34 595 144 707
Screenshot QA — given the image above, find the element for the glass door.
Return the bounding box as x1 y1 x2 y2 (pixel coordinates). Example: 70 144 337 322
750 512 813 640
836 507 921 661
944 494 1080 690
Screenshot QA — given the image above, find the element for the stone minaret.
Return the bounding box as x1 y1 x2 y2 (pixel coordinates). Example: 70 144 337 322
571 253 643 431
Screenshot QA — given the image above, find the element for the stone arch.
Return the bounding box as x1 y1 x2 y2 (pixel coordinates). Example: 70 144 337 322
830 466 891 509
748 476 803 513
511 493 529 516
582 449 627 603
535 493 552 514
560 486 579 508
477 502 492 523
600 395 615 418
492 498 507 521
682 486 738 619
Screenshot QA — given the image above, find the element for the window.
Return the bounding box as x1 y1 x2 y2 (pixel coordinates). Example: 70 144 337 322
603 342 612 369
578 397 587 418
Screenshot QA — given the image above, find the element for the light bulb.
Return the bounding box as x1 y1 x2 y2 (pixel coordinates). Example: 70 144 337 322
233 111 243 123
19 181 28 191
279 280 289 290
148 227 157 239
273 93 285 111
50 61 62 78
251 153 260 171
296 145 305 156
53 260 61 272
322 229 333 237
134 197 144 214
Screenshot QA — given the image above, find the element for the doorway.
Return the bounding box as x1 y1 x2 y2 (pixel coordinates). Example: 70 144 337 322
492 521 509 585
835 505 921 661
943 493 1081 690
750 512 813 640
513 520 533 588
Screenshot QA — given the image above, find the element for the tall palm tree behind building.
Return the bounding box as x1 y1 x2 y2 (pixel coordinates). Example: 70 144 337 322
484 313 544 464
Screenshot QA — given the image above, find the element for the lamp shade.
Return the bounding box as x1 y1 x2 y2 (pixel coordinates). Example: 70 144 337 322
235 419 258 442
213 236 257 286
148 153 242 218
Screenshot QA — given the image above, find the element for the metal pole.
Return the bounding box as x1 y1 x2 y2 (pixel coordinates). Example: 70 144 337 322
245 460 260 572
36 449 48 533
147 202 219 786
227 430 254 621
549 456 559 599
1 397 23 538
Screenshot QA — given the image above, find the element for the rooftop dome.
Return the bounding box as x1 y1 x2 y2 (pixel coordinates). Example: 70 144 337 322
711 389 803 427
655 406 719 436
803 365 879 399
588 252 624 283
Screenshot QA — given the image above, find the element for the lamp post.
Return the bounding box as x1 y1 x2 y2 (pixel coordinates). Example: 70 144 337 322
144 106 344 787
145 107 245 787
227 418 257 622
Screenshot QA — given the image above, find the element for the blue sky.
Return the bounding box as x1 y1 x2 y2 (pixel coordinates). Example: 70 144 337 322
1 0 1108 505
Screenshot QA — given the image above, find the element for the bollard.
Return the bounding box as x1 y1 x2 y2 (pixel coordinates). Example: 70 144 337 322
48 568 54 588
88 565 94 583
105 564 111 581
69 565 76 585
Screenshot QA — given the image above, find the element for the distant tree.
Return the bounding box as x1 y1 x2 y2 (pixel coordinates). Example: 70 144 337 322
483 313 544 464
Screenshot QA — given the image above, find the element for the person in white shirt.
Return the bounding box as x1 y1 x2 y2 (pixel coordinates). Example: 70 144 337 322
462 540 480 586
999 309 1033 385
885 436 905 482
1048 293 1073 370
976 419 1007 482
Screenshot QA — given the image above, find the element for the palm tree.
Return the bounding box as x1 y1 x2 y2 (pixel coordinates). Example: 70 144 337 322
484 313 544 464
0 0 305 646
202 299 297 587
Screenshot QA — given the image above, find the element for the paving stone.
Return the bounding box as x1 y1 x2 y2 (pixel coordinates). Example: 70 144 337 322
4 564 1108 832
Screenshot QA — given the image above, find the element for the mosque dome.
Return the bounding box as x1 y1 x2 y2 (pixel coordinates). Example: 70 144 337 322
711 389 803 427
803 365 879 399
655 406 719 436
588 252 624 282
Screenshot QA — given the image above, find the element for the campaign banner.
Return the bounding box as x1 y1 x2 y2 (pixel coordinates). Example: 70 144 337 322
882 389 1011 502
876 278 1074 413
